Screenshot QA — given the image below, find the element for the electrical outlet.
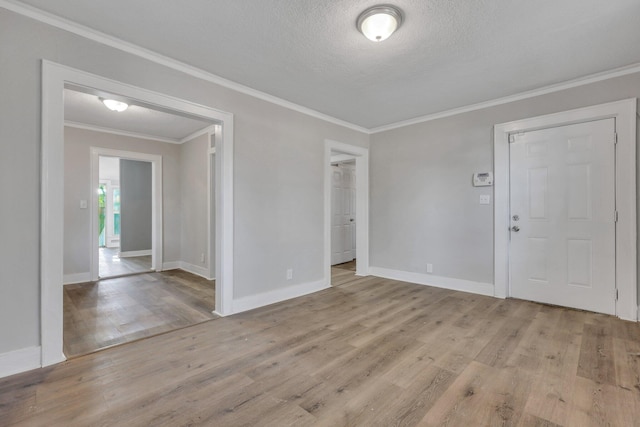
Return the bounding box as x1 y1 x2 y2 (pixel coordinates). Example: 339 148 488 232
286 268 293 280
427 263 433 273
200 253 205 263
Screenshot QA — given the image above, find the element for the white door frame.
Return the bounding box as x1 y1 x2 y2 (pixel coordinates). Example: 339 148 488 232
208 127 218 280
91 149 162 280
493 98 637 321
324 140 369 282
42 60 235 367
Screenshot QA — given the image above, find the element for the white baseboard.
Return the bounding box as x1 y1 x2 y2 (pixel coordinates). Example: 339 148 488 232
0 346 41 378
179 261 213 280
369 267 495 297
63 272 91 285
162 261 181 270
119 249 152 258
232 279 330 314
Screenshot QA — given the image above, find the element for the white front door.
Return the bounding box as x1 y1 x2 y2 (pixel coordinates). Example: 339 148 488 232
509 118 616 315
331 164 356 265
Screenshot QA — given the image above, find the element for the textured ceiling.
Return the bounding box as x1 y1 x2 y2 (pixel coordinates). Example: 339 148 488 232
18 0 640 129
64 89 214 142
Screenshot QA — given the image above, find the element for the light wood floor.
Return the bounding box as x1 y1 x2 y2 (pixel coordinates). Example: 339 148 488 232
3 268 640 426
99 247 152 278
63 270 216 357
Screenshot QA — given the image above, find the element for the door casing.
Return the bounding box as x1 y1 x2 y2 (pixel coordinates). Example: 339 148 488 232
91 149 162 281
41 60 235 367
493 98 637 321
324 140 369 281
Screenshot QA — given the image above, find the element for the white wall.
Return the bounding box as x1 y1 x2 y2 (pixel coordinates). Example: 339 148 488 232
370 71 640 296
180 133 209 272
64 127 182 276
0 8 367 356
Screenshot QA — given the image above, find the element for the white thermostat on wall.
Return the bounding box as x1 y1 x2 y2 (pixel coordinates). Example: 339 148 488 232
472 172 493 187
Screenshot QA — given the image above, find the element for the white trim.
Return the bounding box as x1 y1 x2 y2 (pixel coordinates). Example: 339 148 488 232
42 60 235 370
369 63 640 134
63 272 91 285
179 261 213 280
207 130 217 281
119 249 152 258
324 140 370 282
0 346 42 379
65 121 181 144
231 280 329 314
4 0 640 135
5 0 640 135
494 98 637 321
180 124 217 144
91 147 162 281
369 267 495 297
162 261 181 270
0 0 367 134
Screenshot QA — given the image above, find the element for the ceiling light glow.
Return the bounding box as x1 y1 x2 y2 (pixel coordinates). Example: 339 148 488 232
101 98 129 112
357 5 403 42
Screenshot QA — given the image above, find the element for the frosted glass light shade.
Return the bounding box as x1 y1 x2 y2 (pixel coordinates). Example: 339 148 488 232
357 5 403 42
102 99 129 112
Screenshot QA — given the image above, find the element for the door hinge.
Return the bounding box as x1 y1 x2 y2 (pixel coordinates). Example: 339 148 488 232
615 289 619 301
614 211 619 222
509 134 515 143
614 132 618 145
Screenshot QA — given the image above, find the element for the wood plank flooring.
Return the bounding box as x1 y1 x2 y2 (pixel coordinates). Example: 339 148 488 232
2 267 640 426
63 269 215 357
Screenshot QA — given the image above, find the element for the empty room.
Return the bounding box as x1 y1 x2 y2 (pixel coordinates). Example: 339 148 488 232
1 1 639 426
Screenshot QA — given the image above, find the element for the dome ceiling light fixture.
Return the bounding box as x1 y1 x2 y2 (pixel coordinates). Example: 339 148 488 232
356 5 403 42
100 98 129 112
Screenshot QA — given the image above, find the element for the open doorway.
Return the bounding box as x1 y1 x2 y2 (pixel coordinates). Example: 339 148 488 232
324 140 370 287
97 155 154 279
42 61 235 366
61 85 219 357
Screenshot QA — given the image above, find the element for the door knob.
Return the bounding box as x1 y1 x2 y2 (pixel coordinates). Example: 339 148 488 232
511 226 520 232
350 219 354 222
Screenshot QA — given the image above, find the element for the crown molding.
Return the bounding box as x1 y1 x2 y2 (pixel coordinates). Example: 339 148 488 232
370 62 640 134
3 0 639 135
0 0 369 134
64 121 182 144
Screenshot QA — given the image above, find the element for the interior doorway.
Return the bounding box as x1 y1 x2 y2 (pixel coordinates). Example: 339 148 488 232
89 148 163 281
98 155 154 279
42 61 235 366
324 140 369 286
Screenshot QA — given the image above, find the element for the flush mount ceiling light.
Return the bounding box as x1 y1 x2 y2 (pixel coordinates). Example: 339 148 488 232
100 98 129 112
357 5 403 42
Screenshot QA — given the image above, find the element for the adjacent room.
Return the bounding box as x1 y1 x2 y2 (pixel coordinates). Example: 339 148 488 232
1 1 640 426
61 86 219 357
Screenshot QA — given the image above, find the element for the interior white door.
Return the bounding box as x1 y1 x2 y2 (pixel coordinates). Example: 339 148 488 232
509 118 616 315
331 165 345 265
345 164 356 259
331 163 356 265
